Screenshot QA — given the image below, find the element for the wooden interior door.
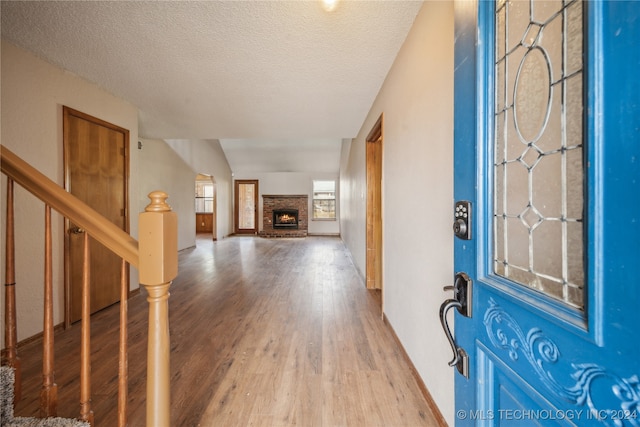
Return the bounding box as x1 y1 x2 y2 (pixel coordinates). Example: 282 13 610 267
234 180 258 235
63 106 129 323
366 115 383 290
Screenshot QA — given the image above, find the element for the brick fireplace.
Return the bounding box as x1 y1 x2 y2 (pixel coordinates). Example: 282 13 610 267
260 195 308 238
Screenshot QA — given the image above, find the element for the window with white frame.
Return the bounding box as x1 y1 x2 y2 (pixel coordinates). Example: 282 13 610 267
195 179 214 213
312 180 336 220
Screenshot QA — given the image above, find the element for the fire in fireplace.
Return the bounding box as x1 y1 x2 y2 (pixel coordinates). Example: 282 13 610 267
273 209 299 229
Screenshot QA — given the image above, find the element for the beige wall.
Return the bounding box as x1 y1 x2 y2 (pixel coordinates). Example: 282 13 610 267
163 139 233 240
1 41 139 341
340 2 456 424
139 139 198 251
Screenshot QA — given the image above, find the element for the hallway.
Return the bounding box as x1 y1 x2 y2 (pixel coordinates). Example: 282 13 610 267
14 235 440 426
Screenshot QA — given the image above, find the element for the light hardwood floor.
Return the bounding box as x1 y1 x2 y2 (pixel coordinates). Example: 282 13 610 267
13 235 442 426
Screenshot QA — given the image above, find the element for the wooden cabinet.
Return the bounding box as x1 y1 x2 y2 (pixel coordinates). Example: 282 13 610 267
196 213 213 233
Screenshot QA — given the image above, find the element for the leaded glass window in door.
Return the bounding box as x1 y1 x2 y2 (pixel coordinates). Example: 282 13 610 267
493 0 584 309
238 182 256 229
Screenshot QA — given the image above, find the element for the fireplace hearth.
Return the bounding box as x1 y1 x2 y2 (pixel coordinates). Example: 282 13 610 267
273 209 299 229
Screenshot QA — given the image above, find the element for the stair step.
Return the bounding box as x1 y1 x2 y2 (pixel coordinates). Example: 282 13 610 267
3 417 90 427
1 366 89 427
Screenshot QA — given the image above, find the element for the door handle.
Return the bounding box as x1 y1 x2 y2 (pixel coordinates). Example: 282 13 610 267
449 272 472 317
69 226 85 234
438 272 472 378
440 298 463 367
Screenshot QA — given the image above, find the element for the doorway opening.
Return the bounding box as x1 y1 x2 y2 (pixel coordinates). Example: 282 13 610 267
366 114 383 298
195 174 217 240
234 179 259 235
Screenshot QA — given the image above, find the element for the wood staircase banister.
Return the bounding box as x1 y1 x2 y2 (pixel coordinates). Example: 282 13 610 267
2 146 176 426
0 145 139 267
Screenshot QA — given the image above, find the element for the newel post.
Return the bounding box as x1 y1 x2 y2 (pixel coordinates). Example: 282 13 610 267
139 191 178 427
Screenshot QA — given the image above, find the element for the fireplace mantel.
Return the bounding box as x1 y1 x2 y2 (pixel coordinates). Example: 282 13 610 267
260 195 308 238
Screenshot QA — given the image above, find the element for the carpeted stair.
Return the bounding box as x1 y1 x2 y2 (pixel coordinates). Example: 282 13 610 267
1 366 89 427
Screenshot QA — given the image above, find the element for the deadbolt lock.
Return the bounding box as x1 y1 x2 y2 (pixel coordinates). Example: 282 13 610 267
453 201 472 240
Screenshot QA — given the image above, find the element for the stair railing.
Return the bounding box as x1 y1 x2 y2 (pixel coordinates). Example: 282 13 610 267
1 145 177 427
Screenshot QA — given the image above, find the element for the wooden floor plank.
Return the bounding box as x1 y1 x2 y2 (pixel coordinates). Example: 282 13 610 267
12 235 440 426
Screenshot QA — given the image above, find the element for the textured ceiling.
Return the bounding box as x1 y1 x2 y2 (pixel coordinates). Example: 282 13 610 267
1 1 422 173
218 138 344 173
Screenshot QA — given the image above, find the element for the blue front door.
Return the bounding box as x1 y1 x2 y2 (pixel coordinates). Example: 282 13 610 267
451 1 640 425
